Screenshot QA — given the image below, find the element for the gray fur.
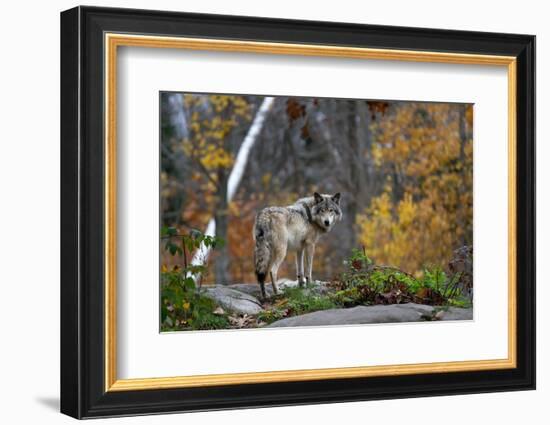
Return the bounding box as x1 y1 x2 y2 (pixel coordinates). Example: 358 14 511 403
253 193 343 298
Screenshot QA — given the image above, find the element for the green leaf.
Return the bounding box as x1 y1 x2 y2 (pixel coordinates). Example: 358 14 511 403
184 237 195 253
161 303 168 322
189 228 202 239
168 243 178 256
183 277 196 291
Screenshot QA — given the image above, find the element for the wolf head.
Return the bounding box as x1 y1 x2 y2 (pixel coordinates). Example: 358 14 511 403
311 192 343 232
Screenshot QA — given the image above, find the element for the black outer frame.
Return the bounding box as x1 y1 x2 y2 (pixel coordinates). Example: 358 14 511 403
60 5 535 419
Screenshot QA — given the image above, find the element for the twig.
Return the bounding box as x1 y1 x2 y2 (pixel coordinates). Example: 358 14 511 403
181 237 188 272
368 264 418 281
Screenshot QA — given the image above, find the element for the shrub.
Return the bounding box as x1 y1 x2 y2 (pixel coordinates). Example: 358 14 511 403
257 308 287 325
160 227 227 331
258 285 338 325
279 285 337 315
329 248 471 308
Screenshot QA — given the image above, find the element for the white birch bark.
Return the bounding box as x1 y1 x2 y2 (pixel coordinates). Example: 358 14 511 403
166 93 188 139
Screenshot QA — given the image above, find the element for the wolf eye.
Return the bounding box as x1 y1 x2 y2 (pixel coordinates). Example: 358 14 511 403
329 209 334 213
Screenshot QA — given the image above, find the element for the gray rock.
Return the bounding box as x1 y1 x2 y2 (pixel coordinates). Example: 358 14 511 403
227 283 273 298
438 307 473 321
277 278 301 289
393 303 435 315
226 279 329 298
225 281 294 298
267 303 432 327
202 286 263 315
448 245 473 299
277 279 333 296
267 303 473 327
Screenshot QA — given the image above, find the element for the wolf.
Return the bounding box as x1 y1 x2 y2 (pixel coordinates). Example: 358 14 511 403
253 192 343 299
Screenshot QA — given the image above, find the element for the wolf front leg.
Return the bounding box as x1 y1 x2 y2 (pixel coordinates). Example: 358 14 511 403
304 243 315 284
296 248 305 287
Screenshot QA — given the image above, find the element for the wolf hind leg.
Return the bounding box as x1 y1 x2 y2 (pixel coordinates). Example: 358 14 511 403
270 264 281 295
296 248 305 287
257 271 267 300
270 247 286 295
269 271 278 295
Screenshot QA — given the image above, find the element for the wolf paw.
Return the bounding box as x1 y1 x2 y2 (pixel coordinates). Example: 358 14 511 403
297 276 307 287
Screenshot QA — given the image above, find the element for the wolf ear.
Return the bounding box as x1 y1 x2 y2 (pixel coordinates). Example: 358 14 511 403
313 192 323 204
332 193 341 205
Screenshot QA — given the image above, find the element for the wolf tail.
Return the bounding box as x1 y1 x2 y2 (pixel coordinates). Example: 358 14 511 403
253 212 271 296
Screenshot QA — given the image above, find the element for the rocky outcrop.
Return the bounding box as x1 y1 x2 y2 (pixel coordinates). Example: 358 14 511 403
202 281 473 327
202 286 263 315
448 245 473 299
267 303 473 327
436 307 473 321
226 283 273 299
225 279 327 298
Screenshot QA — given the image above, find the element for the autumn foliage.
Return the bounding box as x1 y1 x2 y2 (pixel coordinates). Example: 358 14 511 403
357 103 473 273
161 93 473 283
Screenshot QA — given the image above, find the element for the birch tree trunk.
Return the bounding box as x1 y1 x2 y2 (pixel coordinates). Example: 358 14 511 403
192 96 276 282
165 93 188 139
214 168 230 283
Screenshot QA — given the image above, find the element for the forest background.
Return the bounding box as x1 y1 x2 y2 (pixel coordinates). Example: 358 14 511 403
160 93 473 285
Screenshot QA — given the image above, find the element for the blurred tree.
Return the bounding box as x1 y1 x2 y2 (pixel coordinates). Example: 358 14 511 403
182 95 253 283
357 103 473 273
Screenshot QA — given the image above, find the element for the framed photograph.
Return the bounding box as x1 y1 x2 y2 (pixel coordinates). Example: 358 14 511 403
60 6 535 419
